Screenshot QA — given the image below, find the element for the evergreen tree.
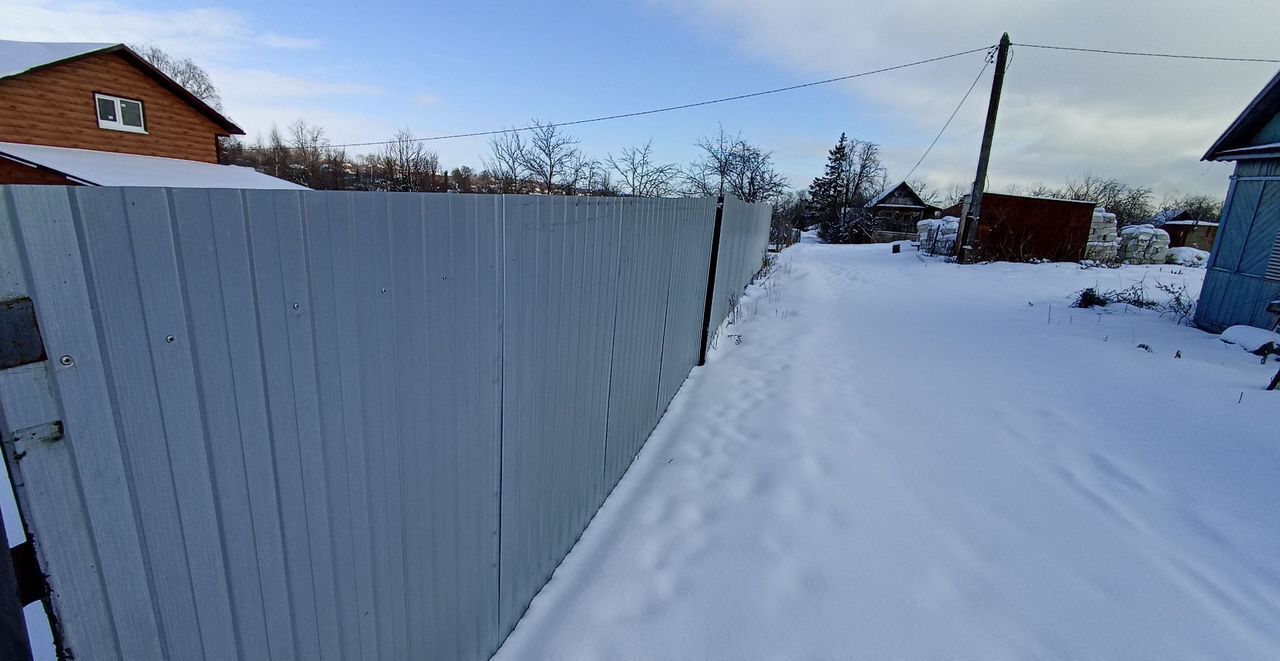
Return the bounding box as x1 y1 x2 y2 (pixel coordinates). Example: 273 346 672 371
811 134 851 243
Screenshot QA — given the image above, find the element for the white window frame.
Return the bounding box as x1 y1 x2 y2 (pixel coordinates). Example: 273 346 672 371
94 93 147 134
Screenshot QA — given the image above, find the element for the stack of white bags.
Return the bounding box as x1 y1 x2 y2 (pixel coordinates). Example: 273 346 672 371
1084 208 1118 261
1118 224 1171 264
916 216 960 255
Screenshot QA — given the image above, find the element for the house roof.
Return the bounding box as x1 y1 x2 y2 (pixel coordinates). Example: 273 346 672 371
1203 68 1280 161
0 40 115 78
0 39 243 135
1150 208 1190 225
1163 220 1218 227
0 141 306 189
866 181 928 209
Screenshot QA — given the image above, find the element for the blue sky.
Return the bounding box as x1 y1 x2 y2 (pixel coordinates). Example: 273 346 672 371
197 0 934 187
5 0 1280 198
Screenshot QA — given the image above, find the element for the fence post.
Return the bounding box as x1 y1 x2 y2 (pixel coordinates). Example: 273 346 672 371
0 505 34 661
697 196 726 366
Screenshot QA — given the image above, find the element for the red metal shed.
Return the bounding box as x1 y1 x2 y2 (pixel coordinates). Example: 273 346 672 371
942 193 1097 262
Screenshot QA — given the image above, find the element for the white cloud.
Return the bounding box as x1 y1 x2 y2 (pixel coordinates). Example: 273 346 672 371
649 0 1280 196
0 0 314 61
414 94 441 108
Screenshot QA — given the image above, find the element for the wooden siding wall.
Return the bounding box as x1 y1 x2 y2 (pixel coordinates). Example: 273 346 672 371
0 158 78 185
0 52 226 163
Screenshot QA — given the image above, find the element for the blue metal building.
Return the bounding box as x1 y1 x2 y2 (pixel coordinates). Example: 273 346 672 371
1195 69 1280 332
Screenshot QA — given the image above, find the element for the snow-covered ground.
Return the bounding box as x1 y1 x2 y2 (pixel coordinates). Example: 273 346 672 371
494 240 1280 660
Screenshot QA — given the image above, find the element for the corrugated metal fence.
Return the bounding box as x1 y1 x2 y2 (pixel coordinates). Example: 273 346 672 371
0 186 770 661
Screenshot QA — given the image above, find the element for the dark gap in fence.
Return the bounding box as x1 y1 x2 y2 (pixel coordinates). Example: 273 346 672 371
698 195 726 366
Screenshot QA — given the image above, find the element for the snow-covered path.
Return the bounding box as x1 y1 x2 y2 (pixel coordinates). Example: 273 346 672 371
493 242 1280 661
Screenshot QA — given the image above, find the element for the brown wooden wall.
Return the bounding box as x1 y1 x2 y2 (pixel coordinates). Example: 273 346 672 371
0 158 78 185
0 52 227 163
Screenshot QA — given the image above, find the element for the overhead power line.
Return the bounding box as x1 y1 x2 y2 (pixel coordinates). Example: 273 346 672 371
239 41 1280 154
903 52 993 182
1014 42 1280 63
246 45 994 151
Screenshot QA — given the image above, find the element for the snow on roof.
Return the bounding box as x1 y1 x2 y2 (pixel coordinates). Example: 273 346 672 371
0 142 307 190
1150 208 1186 225
865 186 899 208
1163 220 1218 227
1210 142 1280 159
866 181 928 209
0 39 116 79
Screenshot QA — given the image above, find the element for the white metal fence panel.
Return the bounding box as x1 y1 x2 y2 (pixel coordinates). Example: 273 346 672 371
708 195 772 340
0 186 771 661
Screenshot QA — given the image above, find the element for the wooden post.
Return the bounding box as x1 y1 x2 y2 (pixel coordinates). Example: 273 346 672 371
958 33 1011 263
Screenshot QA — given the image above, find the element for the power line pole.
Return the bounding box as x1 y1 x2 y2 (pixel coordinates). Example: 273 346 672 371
958 33 1011 263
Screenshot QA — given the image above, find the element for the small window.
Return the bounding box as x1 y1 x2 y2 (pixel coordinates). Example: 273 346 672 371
94 93 146 133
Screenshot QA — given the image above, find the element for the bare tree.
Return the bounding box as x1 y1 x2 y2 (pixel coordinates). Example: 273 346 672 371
844 139 886 207
520 119 583 193
607 140 679 197
1004 182 1058 198
1002 175 1156 226
369 129 441 191
724 143 788 204
684 125 739 197
482 130 526 193
258 126 292 180
685 126 787 203
288 119 329 187
558 153 600 195
1158 192 1223 222
1060 174 1154 226
130 42 222 111
941 181 972 207
906 177 942 206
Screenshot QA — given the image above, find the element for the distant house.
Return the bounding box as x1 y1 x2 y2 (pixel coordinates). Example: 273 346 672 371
0 39 301 189
1150 209 1218 250
1194 68 1280 332
865 181 938 238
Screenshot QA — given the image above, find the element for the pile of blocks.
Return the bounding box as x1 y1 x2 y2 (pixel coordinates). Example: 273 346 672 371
1084 208 1118 261
916 216 959 255
1118 224 1171 264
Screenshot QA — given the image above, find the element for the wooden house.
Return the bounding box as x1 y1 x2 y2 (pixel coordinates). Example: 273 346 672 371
865 181 938 239
1150 209 1218 250
0 40 301 188
1195 68 1280 332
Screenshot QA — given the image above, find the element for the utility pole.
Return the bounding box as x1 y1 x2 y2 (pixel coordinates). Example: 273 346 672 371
958 32 1011 263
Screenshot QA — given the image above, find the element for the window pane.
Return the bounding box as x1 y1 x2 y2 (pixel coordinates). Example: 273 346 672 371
120 100 143 128
97 97 117 122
